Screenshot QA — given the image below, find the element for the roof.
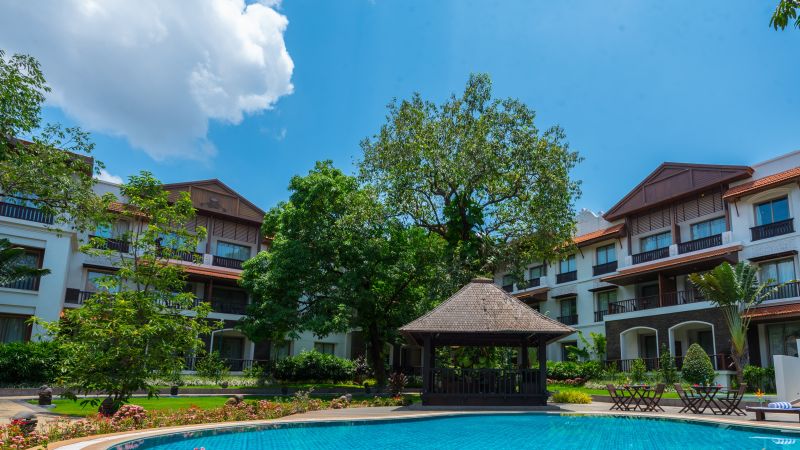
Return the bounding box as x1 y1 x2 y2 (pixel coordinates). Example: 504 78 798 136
573 223 625 247
745 303 800 320
723 167 800 200
601 244 742 284
604 163 753 221
178 262 242 280
108 201 148 218
400 278 574 337
162 179 265 224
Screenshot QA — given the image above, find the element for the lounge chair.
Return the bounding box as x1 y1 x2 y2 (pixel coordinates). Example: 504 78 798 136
716 383 746 416
674 384 700 414
747 399 800 422
607 384 628 411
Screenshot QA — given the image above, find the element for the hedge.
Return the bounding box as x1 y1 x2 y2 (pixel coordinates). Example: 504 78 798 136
546 360 603 381
272 351 355 383
0 341 62 385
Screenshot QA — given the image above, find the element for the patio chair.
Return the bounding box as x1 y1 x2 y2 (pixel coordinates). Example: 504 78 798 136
644 383 666 412
674 384 699 414
607 384 628 411
716 383 746 416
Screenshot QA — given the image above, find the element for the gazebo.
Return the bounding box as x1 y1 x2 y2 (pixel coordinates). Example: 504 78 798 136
400 277 574 406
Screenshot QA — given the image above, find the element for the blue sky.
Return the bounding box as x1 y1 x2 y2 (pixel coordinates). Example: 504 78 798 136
33 1 800 214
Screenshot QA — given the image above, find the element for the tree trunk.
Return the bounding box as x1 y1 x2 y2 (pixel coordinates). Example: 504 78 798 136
367 322 387 387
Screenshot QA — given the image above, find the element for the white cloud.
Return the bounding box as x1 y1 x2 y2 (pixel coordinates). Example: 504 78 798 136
0 0 294 161
95 169 124 185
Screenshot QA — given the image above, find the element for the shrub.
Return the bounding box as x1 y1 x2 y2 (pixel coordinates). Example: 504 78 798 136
272 351 355 383
629 358 647 384
551 390 592 404
659 344 679 384
195 352 230 386
0 341 62 385
681 343 715 384
352 355 371 384
580 360 604 380
547 361 582 380
387 372 408 396
742 365 776 392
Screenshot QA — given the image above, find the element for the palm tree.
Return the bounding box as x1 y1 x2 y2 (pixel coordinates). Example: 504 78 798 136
688 261 781 383
0 238 50 286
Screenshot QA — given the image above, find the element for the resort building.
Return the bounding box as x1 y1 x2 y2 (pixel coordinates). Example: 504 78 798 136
0 177 353 370
494 150 800 378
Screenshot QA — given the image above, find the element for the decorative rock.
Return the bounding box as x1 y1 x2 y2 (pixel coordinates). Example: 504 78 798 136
233 394 245 402
38 385 53 406
11 411 37 435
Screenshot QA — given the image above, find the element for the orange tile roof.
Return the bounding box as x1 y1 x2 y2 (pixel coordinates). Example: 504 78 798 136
513 286 549 300
108 201 148 218
573 223 625 247
745 302 800 319
723 166 800 200
182 265 241 280
601 244 742 282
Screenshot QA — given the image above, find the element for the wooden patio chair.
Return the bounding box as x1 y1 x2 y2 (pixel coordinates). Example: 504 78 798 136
644 383 666 412
674 384 700 414
607 384 628 411
717 383 746 416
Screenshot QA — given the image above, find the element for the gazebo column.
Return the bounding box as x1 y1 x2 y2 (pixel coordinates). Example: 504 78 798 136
422 335 434 394
538 339 547 399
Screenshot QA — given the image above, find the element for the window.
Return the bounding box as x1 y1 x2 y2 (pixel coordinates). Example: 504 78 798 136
85 270 119 293
216 241 251 261
529 265 546 279
760 258 796 284
767 321 800 360
501 274 515 291
314 342 336 355
0 315 28 343
596 290 617 313
273 340 292 360
559 255 576 273
94 220 129 239
691 217 726 239
560 297 577 317
217 336 244 360
596 244 616 265
756 197 790 226
640 231 671 252
1 249 42 291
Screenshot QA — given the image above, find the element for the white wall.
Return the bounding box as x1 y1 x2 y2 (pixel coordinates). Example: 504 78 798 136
774 339 800 402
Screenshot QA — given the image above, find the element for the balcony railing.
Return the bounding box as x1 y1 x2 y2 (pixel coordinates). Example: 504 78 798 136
173 250 203 263
557 314 578 325
525 277 542 289
429 367 541 398
751 219 794 241
502 284 514 292
212 255 244 270
594 310 607 322
64 288 95 304
631 247 669 265
592 261 617 276
763 281 800 301
89 235 130 253
210 300 248 315
556 271 577 284
1 275 41 291
0 202 53 225
607 289 707 314
608 353 733 372
677 234 722 254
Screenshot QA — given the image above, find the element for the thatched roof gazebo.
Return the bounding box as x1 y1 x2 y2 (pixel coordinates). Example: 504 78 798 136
400 277 574 406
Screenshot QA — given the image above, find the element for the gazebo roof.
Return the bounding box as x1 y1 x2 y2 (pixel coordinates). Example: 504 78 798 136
400 278 574 345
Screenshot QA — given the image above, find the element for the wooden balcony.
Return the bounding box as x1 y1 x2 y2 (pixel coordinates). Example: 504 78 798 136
607 289 706 315
0 202 53 225
212 255 244 270
64 288 95 304
594 310 607 322
89 235 130 253
609 353 732 372
631 247 669 265
751 218 794 241
763 281 800 301
592 261 617 276
556 271 577 284
677 233 722 254
1 275 41 291
557 314 578 325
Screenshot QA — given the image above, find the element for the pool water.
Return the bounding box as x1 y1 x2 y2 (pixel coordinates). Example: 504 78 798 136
111 413 800 450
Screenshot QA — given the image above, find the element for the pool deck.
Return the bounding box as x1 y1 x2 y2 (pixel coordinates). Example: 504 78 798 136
43 402 800 450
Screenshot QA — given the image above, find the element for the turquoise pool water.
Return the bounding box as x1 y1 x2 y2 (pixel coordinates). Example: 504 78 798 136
111 414 800 450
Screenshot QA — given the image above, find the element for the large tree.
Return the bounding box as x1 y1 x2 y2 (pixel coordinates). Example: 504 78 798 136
240 161 450 385
359 73 581 279
771 0 800 30
688 262 780 383
36 172 215 414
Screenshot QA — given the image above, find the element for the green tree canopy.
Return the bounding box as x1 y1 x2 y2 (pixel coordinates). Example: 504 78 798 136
359 73 581 278
36 172 215 414
771 0 800 30
240 161 450 385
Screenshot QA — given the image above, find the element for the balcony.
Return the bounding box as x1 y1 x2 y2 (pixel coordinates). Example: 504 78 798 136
677 234 722 254
751 219 794 241
1 275 41 291
556 271 577 284
607 289 707 315
594 310 607 322
592 261 617 276
210 300 248 315
0 202 53 225
64 288 95 304
90 235 130 253
631 247 669 265
557 314 578 325
502 283 514 292
212 255 244 270
763 281 800 301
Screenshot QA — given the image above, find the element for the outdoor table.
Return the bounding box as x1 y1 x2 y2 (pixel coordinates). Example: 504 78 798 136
690 385 723 414
621 384 654 411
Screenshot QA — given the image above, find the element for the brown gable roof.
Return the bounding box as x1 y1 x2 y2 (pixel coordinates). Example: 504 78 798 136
400 278 574 335
573 223 625 247
723 166 800 200
162 179 265 224
604 163 752 221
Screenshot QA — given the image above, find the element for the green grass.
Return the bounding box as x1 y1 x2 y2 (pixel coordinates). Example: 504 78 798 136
548 383 776 400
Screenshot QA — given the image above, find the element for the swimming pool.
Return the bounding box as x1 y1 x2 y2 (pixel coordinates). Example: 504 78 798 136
110 413 800 450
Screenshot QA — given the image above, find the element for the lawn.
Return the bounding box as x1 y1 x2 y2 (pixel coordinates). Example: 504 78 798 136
548 384 776 401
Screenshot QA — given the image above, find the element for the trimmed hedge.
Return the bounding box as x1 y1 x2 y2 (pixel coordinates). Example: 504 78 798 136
546 360 603 381
681 343 715 384
0 341 62 385
273 351 355 383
